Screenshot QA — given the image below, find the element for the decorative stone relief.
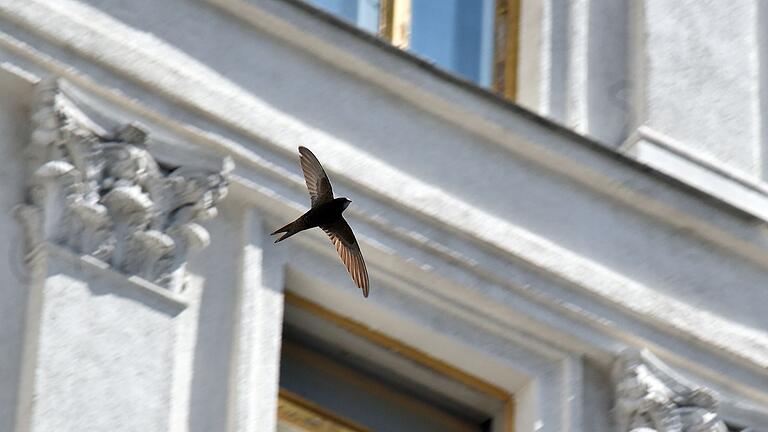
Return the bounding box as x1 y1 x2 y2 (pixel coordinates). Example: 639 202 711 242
612 348 728 432
16 78 231 292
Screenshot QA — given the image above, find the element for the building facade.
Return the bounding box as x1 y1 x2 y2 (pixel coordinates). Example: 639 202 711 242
0 0 767 431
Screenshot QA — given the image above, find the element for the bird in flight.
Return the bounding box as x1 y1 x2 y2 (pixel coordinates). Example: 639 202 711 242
271 146 370 297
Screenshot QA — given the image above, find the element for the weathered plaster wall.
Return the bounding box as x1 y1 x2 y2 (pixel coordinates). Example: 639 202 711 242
27 251 186 432
0 68 33 432
641 0 761 177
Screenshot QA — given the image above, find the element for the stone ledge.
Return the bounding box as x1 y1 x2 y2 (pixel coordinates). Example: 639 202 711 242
622 125 768 221
44 243 189 311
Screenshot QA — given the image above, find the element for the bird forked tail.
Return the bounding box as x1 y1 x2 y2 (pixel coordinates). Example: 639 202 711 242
271 220 300 243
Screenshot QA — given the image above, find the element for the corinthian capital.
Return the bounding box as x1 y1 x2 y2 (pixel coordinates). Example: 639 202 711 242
17 77 232 292
612 348 728 432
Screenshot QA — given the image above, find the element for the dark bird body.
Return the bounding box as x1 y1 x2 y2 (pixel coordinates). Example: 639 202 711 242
272 147 370 297
271 197 351 243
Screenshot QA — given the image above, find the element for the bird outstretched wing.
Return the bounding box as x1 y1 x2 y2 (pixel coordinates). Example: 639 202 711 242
321 218 369 297
299 146 334 207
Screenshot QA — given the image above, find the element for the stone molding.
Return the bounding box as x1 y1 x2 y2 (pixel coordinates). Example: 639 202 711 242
16 77 231 292
620 125 768 223
613 348 728 432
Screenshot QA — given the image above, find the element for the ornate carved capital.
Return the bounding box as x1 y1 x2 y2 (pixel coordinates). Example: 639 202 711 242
612 348 728 432
17 77 232 292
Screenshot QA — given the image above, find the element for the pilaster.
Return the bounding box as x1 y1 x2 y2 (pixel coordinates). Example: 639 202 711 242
228 209 286 432
13 77 232 432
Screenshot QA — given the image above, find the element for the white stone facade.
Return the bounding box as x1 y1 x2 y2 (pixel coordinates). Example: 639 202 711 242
0 1 766 431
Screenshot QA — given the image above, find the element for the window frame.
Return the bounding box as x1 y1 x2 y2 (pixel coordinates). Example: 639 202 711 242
281 292 515 432
303 0 520 99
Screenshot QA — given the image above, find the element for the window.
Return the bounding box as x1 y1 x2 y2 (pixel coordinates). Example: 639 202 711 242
278 293 514 432
410 0 495 86
304 0 381 34
301 0 520 98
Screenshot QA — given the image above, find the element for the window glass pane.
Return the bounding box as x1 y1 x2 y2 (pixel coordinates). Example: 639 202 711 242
305 0 380 34
410 0 495 86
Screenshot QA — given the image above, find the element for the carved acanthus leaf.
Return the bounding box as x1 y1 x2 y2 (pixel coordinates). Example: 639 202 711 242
612 348 728 432
17 77 231 292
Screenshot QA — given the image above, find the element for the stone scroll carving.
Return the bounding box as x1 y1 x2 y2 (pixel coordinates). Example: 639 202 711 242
16 78 231 292
612 348 728 432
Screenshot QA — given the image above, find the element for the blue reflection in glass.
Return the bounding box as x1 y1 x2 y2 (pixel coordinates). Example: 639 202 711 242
410 0 494 86
305 0 380 34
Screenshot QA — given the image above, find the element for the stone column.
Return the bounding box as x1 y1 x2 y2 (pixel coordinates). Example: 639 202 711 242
228 209 285 432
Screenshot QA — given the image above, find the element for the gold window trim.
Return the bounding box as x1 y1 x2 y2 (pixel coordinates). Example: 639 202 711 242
278 389 371 432
379 0 411 48
283 292 515 432
492 0 521 100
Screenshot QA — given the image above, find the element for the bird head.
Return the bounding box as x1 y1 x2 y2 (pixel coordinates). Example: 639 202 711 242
342 198 351 210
